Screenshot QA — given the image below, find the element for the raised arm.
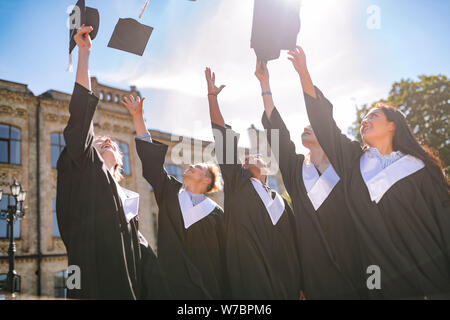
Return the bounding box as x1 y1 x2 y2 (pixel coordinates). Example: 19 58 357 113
121 95 177 203
205 67 226 127
75 24 93 91
255 61 303 191
254 61 275 119
288 46 362 174
63 25 99 167
204 67 251 189
288 46 316 99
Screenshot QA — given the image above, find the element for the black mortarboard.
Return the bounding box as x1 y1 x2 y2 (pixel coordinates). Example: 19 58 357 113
251 0 301 61
107 18 154 56
68 0 100 70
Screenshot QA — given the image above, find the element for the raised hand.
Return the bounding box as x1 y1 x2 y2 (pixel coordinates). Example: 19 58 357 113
287 46 308 74
74 24 93 51
205 67 226 96
121 95 146 118
254 60 269 85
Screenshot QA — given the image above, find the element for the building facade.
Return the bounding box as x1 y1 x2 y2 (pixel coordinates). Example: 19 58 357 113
0 77 285 298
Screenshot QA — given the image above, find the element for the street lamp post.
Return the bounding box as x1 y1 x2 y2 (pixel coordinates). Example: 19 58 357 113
0 180 26 297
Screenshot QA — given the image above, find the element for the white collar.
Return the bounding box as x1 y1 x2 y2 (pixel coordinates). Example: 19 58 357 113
178 189 218 229
360 152 424 203
113 179 140 223
302 160 340 211
250 178 286 225
366 147 405 169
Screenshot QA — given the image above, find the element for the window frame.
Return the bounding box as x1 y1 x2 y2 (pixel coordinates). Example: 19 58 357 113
0 124 21 165
53 270 68 298
117 141 131 176
0 194 21 240
50 132 66 169
51 198 60 238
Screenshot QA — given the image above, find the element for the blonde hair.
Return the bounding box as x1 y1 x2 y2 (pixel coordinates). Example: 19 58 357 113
94 136 124 182
205 163 222 193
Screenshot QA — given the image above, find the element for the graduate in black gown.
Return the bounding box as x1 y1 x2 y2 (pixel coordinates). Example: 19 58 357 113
56 25 168 299
205 67 302 299
124 95 228 300
289 45 450 299
255 61 367 299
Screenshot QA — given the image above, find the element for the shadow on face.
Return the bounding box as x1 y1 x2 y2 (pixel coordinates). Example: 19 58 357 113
93 136 121 166
360 107 395 147
242 155 268 181
182 164 212 192
301 125 319 149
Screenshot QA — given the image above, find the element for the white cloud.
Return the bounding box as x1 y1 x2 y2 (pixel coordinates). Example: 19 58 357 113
99 0 390 151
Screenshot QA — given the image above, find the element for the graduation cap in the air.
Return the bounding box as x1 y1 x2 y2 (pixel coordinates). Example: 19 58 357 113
68 0 100 71
108 18 153 56
107 0 154 56
251 0 301 61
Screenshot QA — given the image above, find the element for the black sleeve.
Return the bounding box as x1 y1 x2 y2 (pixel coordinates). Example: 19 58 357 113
262 108 304 193
420 170 450 261
63 82 99 168
211 122 253 191
304 86 363 176
135 138 181 205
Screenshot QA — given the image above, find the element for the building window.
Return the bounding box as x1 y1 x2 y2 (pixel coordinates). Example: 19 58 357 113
52 198 60 238
0 195 20 239
117 141 131 175
51 133 65 168
267 176 279 192
54 270 68 298
0 274 5 292
165 164 183 182
0 124 21 165
0 273 21 293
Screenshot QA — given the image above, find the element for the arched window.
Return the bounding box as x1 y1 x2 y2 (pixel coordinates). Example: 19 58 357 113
117 141 131 175
267 176 279 192
54 270 68 298
50 133 65 168
0 194 21 239
0 124 21 164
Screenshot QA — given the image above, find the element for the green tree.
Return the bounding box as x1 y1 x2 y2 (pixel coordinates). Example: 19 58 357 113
349 75 450 175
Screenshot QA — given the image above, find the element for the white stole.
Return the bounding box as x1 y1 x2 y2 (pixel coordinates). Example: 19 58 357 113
178 189 218 229
302 160 340 211
113 180 140 223
250 178 286 225
360 152 425 203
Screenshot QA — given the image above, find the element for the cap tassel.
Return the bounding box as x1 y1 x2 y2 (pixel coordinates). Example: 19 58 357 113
67 53 73 72
139 0 150 19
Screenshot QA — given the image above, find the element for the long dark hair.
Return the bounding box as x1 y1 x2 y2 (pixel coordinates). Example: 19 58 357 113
368 103 449 194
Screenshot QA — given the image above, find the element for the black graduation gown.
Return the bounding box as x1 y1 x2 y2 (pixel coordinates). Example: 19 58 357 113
135 138 228 300
305 86 450 299
56 83 169 300
211 122 302 300
262 108 367 299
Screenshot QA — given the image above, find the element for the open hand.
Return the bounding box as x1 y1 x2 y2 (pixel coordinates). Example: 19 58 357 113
74 24 93 51
254 60 269 84
205 67 226 96
121 95 146 118
288 46 307 74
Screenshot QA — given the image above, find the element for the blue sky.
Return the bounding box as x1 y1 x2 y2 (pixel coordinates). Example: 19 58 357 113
0 0 449 151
